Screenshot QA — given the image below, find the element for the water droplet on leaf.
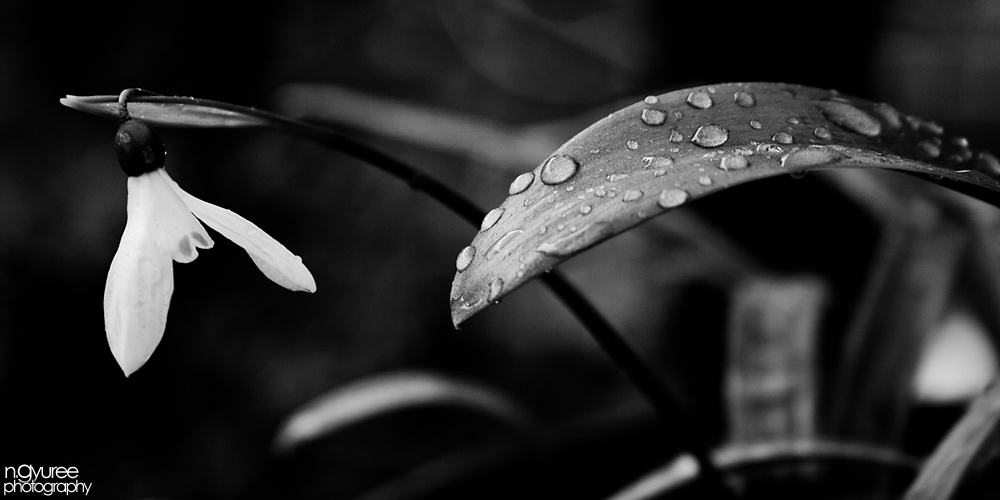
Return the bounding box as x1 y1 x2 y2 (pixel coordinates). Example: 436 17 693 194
644 95 660 105
699 175 712 185
974 152 1000 178
719 154 749 170
687 90 713 109
780 146 844 168
691 124 729 148
658 188 689 208
734 91 756 107
480 207 504 231
641 108 666 126
642 156 673 169
487 278 504 303
669 129 684 142
540 154 580 184
579 204 593 214
749 120 762 130
816 100 882 137
626 139 639 150
813 126 832 140
918 140 941 158
456 245 476 272
622 190 643 202
772 132 794 144
508 172 535 195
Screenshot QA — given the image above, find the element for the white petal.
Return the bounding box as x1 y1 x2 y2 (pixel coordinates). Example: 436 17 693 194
104 170 214 376
167 178 317 293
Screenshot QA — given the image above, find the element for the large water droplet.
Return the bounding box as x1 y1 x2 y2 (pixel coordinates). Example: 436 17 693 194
816 100 882 137
691 124 729 148
456 245 476 272
641 108 666 126
487 278 504 303
772 132 794 144
622 190 643 202
780 146 845 169
658 188 689 208
642 156 674 169
734 91 756 107
579 204 593 214
508 172 535 195
687 90 713 109
718 154 749 170
540 154 580 184
480 207 504 231
974 152 1000 178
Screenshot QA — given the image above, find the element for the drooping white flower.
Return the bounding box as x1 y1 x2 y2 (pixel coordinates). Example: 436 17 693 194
106 119 315 376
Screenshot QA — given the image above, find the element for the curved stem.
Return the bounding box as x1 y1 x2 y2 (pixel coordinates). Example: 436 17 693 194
267 117 732 496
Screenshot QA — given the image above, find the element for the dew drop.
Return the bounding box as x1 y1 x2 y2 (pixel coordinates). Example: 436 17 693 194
749 120 762 130
974 152 1000 178
641 108 666 126
595 187 607 197
780 146 845 169
608 173 631 182
537 225 547 235
654 169 667 177
734 91 756 107
772 131 794 144
918 140 941 159
787 117 800 125
873 102 902 129
540 154 580 184
673 110 684 121
669 129 684 142
456 245 476 272
691 124 729 148
480 207 504 231
813 126 832 140
487 278 504 303
490 229 523 257
816 100 881 137
508 172 535 195
718 154 749 171
699 175 713 186
626 139 639 150
658 188 689 209
644 95 660 105
756 143 784 155
622 190 643 202
687 90 713 109
642 156 674 169
579 204 593 214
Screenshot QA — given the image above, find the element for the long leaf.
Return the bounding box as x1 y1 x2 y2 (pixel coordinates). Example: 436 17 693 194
449 82 1000 325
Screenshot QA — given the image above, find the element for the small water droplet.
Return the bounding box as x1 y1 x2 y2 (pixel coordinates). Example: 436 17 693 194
691 124 729 148
579 204 593 214
566 185 575 192
974 152 1000 178
487 278 504 303
490 229 523 257
508 171 535 195
749 120 762 130
595 187 607 197
687 90 713 109
813 126 832 140
787 117 800 125
654 168 666 177
658 188 689 209
644 95 660 105
918 140 941 158
537 225 547 235
699 175 712 186
642 156 674 169
952 137 969 148
816 100 882 137
641 108 666 126
455 245 476 272
718 154 749 170
669 129 684 142
540 154 580 184
780 146 845 169
626 139 639 150
608 173 631 182
734 91 756 107
673 110 684 121
622 190 643 202
480 207 504 231
772 132 794 144
873 103 902 129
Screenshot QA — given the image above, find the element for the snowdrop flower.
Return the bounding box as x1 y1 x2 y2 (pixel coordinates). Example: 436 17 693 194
106 117 315 376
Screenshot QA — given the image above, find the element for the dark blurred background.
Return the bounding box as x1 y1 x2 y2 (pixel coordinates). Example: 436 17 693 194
2 0 1000 498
